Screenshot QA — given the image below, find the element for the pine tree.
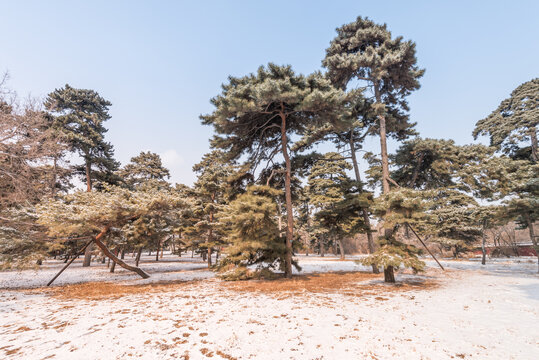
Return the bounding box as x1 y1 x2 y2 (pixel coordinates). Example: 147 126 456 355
323 16 424 282
118 151 171 190
191 151 232 267
201 64 346 277
37 185 187 279
308 152 369 260
217 185 298 280
361 188 428 277
390 138 492 190
473 78 538 162
45 84 120 192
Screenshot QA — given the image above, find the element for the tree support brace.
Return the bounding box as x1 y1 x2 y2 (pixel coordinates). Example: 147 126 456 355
405 222 445 271
47 237 94 286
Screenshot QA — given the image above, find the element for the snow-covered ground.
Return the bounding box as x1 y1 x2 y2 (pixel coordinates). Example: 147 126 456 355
1 254 538 359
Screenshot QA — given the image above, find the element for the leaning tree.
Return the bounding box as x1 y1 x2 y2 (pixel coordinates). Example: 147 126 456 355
323 16 424 282
37 185 187 283
201 63 346 278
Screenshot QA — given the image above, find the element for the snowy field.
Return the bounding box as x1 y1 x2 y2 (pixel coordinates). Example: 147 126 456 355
1 254 538 360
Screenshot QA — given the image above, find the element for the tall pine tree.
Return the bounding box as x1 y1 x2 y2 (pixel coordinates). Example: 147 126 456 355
323 16 424 282
201 64 346 277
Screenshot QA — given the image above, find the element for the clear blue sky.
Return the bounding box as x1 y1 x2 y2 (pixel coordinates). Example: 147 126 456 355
1 1 538 185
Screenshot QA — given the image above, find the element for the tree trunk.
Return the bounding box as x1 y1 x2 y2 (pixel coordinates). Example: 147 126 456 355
530 127 538 163
337 238 345 260
155 239 160 261
110 248 119 273
207 200 215 268
85 159 92 193
280 111 293 278
525 215 538 273
375 84 395 283
135 247 142 267
320 238 325 257
384 266 395 283
51 156 58 197
121 249 125 260
93 227 149 279
82 243 93 267
481 220 487 265
349 133 379 274
409 152 425 188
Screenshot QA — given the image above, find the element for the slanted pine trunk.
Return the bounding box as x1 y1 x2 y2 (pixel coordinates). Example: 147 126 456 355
349 133 379 274
375 83 395 283
280 111 294 278
93 226 149 279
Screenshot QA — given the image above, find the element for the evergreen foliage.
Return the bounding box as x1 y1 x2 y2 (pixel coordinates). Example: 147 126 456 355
324 16 424 282
217 185 299 280
308 153 370 259
201 63 347 277
473 78 538 162
45 84 120 191
118 151 170 190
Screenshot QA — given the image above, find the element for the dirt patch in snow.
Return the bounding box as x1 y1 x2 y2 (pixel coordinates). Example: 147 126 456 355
223 271 439 296
24 271 438 300
26 279 203 300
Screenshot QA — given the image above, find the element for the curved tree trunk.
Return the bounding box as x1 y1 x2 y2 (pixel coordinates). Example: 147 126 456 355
93 226 149 279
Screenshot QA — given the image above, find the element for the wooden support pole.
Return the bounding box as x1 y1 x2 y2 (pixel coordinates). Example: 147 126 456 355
47 237 94 286
405 222 445 271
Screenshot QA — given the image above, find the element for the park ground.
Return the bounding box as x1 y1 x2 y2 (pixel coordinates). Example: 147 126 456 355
1 254 538 360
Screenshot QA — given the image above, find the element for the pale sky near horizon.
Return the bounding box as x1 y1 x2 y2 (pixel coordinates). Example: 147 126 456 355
1 1 538 185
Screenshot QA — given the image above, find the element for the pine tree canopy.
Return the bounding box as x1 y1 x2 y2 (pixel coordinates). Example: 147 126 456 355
44 84 119 189
201 63 347 167
44 84 112 157
37 186 186 240
217 185 297 279
390 138 493 190
323 16 424 112
118 151 171 189
473 78 538 162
